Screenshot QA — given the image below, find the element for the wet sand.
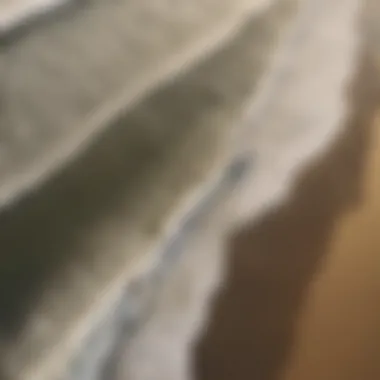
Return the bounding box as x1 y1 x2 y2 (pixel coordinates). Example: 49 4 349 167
195 47 380 380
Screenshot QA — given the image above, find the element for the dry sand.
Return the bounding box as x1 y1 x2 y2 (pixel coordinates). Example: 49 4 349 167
196 47 380 380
